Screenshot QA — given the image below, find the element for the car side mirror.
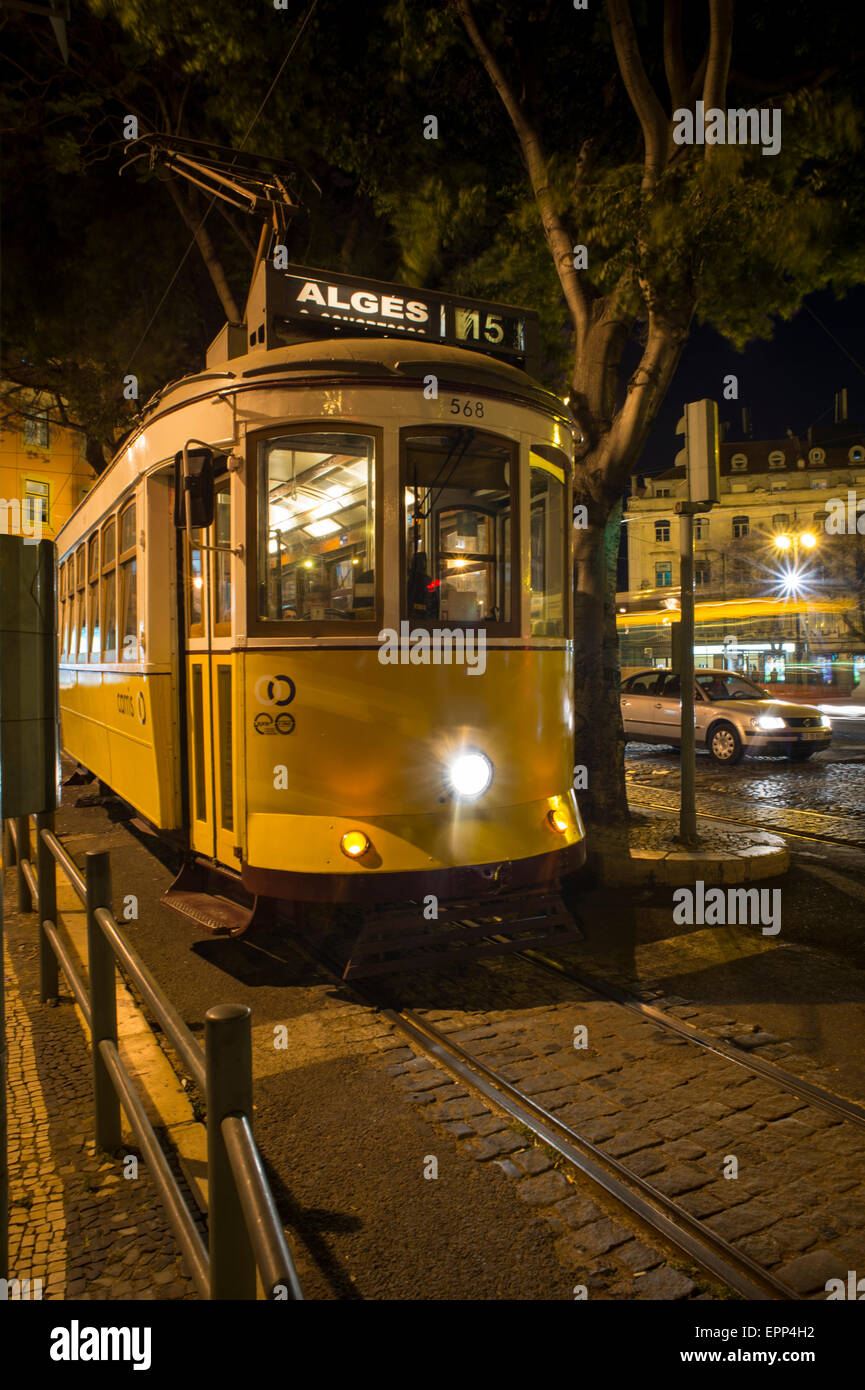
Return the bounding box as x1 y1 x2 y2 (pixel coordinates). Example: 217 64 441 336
174 446 221 529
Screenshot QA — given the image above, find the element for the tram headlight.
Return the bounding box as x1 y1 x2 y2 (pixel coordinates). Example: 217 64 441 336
444 751 494 800
548 808 569 834
820 714 831 729
340 830 370 859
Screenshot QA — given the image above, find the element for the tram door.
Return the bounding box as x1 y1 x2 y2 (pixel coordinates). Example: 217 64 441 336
183 473 236 869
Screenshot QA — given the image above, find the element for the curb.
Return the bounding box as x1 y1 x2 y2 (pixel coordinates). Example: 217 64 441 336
587 831 790 886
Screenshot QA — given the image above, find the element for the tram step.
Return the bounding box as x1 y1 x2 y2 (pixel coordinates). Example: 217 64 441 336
340 891 582 979
161 860 268 936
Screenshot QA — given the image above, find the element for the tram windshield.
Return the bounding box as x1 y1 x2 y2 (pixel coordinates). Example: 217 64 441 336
404 429 514 625
258 432 375 621
529 447 567 637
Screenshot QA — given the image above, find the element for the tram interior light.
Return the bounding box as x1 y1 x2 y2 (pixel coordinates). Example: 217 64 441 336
305 518 340 537
445 751 493 800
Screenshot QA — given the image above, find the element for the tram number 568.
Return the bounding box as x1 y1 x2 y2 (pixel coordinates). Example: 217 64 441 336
450 397 485 419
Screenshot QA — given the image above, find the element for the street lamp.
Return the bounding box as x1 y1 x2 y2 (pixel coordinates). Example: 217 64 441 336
772 529 819 678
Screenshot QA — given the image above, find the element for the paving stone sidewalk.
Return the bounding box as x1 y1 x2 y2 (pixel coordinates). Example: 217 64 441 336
3 894 198 1300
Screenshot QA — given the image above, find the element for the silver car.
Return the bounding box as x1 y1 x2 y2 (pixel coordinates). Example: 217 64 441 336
621 668 832 765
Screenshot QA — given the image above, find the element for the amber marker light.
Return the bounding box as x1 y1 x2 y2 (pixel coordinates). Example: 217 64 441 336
340 830 370 859
548 809 569 834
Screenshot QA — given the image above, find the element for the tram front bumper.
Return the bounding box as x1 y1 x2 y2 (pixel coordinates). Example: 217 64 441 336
241 793 585 902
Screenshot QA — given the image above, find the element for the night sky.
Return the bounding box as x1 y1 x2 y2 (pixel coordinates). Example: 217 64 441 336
639 284 865 476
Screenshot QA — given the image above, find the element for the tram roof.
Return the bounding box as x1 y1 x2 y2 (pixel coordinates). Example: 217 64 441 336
139 335 573 423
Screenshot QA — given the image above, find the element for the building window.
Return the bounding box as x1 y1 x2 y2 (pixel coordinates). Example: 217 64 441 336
655 561 672 587
695 562 711 586
23 478 49 526
24 414 50 450
694 517 709 540
730 453 748 471
655 518 671 543
655 487 671 498
732 515 749 538
811 479 828 489
768 451 786 469
772 514 790 530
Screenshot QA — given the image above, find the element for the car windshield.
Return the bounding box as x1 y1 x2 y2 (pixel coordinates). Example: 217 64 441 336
696 672 768 702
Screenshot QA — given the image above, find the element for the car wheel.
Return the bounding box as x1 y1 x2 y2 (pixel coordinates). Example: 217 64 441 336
708 721 743 765
789 745 816 761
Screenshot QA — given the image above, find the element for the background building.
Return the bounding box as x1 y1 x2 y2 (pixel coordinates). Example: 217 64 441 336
618 405 865 695
0 386 95 542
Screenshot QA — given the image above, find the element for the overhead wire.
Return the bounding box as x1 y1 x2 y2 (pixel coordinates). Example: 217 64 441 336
124 0 321 374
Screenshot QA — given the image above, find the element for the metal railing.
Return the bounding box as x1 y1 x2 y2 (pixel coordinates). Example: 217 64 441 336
2 813 302 1301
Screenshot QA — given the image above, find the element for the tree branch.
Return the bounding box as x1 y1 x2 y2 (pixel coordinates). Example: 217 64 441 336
605 0 669 187
663 0 688 111
454 0 591 343
703 0 735 156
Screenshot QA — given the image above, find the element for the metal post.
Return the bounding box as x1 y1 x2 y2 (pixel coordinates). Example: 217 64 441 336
36 812 59 1003
3 820 15 867
85 851 121 1152
14 816 31 912
206 1004 256 1299
679 512 697 846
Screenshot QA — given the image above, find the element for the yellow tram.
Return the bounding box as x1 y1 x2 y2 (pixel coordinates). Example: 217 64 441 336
54 261 585 950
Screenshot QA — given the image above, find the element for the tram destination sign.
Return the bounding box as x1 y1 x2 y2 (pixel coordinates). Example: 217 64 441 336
259 261 540 376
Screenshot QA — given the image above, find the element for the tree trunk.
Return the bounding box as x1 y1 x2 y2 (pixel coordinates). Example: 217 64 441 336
573 504 629 826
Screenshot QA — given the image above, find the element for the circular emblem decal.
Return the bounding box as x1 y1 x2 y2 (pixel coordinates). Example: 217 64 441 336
254 674 296 707
137 692 147 725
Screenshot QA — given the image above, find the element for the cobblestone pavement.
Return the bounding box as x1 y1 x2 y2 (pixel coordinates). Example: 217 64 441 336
3 891 199 1300
625 749 865 840
273 986 722 1300
373 947 865 1299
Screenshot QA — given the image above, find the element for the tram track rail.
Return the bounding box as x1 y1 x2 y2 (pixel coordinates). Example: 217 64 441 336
627 788 865 852
498 940 865 1132
288 937 801 1301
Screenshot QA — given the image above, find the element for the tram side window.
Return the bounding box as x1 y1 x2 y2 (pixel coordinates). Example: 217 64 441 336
101 517 117 662
57 562 65 660
404 429 514 625
119 501 139 661
213 478 231 633
75 543 87 660
258 432 375 622
187 529 204 635
529 448 568 637
88 532 100 660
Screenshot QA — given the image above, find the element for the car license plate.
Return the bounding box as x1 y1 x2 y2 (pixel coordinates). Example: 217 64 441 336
801 730 822 740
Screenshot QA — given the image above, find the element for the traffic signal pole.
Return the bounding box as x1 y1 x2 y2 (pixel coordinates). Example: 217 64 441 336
674 400 720 849
678 507 697 846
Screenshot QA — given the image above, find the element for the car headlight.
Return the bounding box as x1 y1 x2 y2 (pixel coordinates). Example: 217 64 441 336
444 751 494 800
820 715 831 729
752 715 786 731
